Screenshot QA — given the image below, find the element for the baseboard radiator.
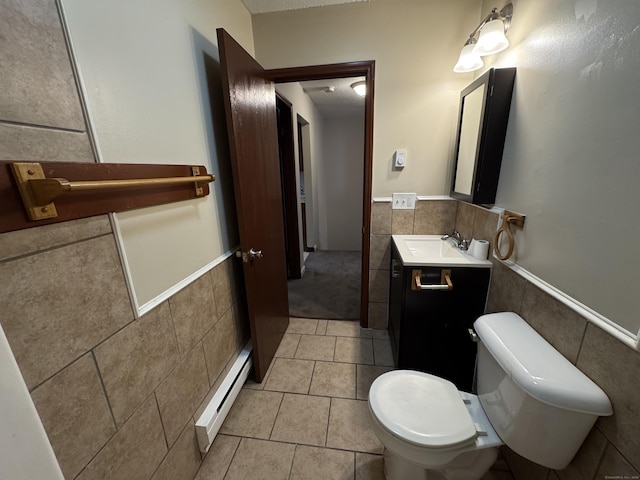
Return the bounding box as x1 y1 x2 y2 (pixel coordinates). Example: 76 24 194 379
195 339 253 453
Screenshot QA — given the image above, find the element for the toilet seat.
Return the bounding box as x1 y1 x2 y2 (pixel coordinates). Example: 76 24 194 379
369 370 477 449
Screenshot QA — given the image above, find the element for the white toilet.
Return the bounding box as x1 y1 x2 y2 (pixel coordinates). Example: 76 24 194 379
368 312 613 480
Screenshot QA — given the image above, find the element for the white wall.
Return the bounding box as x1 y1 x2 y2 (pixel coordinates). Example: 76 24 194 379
252 0 482 198
318 113 364 250
60 0 254 312
480 0 640 336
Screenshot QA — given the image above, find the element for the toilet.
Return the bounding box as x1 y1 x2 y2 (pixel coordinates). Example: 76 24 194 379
368 312 613 480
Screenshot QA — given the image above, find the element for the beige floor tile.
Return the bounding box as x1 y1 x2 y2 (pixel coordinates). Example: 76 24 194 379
326 320 362 337
356 365 394 400
294 335 336 361
309 361 356 399
315 320 328 335
219 389 282 439
243 359 275 390
194 435 239 480
224 438 295 480
264 358 315 394
327 398 383 454
334 337 374 365
359 328 391 340
290 445 355 480
373 338 395 366
270 393 330 446
275 333 301 358
288 317 319 334
355 453 384 480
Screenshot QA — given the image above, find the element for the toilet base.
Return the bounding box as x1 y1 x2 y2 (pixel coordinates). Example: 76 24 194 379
383 446 498 480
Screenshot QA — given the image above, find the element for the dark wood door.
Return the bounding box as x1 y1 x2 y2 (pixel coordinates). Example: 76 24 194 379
217 28 289 381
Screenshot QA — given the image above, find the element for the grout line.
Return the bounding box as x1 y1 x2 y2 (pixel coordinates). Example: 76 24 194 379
154 392 170 451
0 118 85 133
0 231 112 265
91 350 118 429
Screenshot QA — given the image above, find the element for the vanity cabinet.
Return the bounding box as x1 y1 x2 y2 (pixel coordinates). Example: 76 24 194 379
388 241 490 392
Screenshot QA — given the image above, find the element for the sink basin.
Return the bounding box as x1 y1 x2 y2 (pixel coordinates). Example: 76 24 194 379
393 235 492 267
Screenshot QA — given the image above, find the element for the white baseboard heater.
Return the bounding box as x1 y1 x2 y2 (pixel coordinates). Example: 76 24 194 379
195 339 253 453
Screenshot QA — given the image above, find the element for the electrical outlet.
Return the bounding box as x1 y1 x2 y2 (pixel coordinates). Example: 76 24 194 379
392 193 416 210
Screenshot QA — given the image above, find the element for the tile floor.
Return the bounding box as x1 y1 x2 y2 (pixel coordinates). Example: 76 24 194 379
194 318 514 480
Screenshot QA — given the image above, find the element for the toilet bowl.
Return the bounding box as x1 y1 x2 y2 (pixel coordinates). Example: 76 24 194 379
368 312 613 480
369 370 502 480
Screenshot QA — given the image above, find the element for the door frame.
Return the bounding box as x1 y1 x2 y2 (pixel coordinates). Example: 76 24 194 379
266 61 375 327
275 93 302 279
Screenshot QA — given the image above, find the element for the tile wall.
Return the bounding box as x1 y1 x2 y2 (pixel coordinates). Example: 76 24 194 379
373 199 640 478
0 1 249 479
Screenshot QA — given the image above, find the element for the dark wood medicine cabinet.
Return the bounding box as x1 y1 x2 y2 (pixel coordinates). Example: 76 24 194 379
450 67 516 205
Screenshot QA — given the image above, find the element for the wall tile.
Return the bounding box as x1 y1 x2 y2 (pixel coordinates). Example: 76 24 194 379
486 261 526 314
595 443 639 479
0 123 93 162
368 269 389 303
0 216 111 262
369 235 391 270
368 302 388 330
520 283 587 364
371 202 392 234
0 235 133 389
577 324 640 471
31 353 115 479
555 427 607 480
150 421 202 480
169 273 218 356
202 307 237 386
391 210 415 234
76 396 167 480
233 302 250 349
155 343 209 446
455 201 476 239
413 200 457 235
210 260 233 318
95 302 179 426
0 0 85 129
472 205 499 244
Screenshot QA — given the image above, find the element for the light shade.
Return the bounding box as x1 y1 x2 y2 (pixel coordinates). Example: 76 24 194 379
453 44 484 73
473 19 509 56
351 81 366 97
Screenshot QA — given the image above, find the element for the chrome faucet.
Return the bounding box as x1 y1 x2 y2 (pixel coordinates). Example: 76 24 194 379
441 231 470 250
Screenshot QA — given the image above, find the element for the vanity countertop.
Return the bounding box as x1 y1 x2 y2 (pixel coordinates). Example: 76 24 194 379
392 235 492 268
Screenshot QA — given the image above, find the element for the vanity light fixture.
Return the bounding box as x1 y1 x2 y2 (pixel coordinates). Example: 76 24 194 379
454 3 513 73
351 80 366 97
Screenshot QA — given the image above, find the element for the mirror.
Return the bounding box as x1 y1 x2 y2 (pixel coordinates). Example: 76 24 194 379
450 68 516 204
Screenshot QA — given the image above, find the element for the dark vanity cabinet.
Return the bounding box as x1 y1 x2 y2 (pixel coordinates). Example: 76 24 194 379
388 243 490 392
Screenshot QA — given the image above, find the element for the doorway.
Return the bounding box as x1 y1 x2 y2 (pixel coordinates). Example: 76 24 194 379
267 62 375 327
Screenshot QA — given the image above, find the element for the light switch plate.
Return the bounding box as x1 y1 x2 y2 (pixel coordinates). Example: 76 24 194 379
392 193 416 210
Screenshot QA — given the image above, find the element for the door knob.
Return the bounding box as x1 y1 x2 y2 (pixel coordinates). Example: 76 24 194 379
237 248 263 262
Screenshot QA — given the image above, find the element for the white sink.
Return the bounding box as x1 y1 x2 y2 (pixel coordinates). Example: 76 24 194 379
393 235 492 267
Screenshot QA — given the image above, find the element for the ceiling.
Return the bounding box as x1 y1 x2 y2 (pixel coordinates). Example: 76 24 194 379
241 0 368 14
294 77 365 116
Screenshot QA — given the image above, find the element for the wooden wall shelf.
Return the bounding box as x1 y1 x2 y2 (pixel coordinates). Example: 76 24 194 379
0 161 215 234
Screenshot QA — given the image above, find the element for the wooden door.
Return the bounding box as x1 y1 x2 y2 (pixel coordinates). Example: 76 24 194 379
217 28 289 381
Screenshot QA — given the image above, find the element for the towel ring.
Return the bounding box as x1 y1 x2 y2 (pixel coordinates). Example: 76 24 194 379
493 215 518 260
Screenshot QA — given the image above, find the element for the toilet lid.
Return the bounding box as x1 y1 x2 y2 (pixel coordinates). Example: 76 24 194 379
369 370 477 448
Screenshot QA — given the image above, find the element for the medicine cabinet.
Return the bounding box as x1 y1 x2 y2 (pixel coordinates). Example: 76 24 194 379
450 68 516 205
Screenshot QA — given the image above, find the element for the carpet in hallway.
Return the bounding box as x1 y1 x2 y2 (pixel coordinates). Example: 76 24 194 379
288 250 361 320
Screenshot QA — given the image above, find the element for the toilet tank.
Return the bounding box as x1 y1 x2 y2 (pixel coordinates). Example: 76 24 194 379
474 312 612 470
